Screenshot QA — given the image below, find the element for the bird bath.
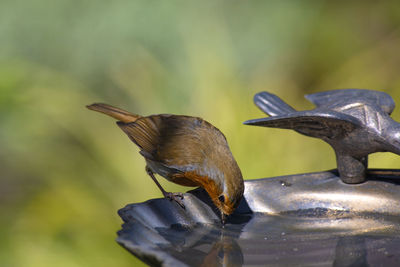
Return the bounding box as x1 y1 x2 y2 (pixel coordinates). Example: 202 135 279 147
117 170 400 266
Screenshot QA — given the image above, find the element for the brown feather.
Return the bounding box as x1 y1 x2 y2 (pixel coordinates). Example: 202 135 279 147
117 116 163 157
86 103 140 123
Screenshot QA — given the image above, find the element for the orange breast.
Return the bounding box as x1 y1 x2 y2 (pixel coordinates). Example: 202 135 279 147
173 171 222 202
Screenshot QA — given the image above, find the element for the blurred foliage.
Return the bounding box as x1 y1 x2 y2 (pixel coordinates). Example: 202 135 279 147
2 1 400 266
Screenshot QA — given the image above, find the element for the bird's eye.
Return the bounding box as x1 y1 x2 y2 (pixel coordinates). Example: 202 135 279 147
218 195 225 203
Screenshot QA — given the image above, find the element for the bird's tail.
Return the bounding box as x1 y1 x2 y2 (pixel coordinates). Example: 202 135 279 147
86 103 140 123
254 91 296 116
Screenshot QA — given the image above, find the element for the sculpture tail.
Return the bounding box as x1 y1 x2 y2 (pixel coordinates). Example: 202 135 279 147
254 91 296 116
86 103 140 123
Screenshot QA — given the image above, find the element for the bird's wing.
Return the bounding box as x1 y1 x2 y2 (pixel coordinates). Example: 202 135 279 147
117 115 165 161
154 117 228 171
244 110 362 139
305 89 395 115
253 91 296 116
118 115 224 174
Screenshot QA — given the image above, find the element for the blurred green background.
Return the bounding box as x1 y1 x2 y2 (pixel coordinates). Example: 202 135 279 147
2 1 400 266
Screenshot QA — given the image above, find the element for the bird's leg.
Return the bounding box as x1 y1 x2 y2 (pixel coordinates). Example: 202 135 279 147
335 152 367 184
145 167 185 209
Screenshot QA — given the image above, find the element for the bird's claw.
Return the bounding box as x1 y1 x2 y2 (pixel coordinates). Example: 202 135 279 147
164 192 185 209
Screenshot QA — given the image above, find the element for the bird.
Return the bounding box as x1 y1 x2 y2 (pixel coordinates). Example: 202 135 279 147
87 103 244 224
244 89 400 184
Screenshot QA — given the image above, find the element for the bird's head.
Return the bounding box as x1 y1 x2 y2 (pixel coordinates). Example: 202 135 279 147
214 182 244 220
207 165 244 224
214 194 241 225
184 165 244 224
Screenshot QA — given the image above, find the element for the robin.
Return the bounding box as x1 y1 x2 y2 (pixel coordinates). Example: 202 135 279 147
87 103 244 224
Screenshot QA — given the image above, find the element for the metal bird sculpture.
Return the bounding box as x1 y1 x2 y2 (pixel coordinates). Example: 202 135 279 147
244 89 400 184
87 103 244 224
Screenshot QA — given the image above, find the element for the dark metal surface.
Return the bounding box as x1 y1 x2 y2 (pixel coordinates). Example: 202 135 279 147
244 89 400 184
117 170 400 266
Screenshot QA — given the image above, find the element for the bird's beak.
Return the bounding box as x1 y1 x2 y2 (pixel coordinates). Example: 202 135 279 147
221 213 226 226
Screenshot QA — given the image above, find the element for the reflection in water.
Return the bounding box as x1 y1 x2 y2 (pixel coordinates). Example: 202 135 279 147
153 210 400 266
156 219 247 267
200 235 243 267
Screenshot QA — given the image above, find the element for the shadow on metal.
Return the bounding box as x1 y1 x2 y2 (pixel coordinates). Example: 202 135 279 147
117 170 400 266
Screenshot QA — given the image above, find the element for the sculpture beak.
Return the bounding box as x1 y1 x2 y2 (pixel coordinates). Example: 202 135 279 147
243 118 269 126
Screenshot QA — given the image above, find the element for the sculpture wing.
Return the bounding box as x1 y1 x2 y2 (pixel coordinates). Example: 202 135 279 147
253 91 296 116
244 110 362 139
305 89 395 115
